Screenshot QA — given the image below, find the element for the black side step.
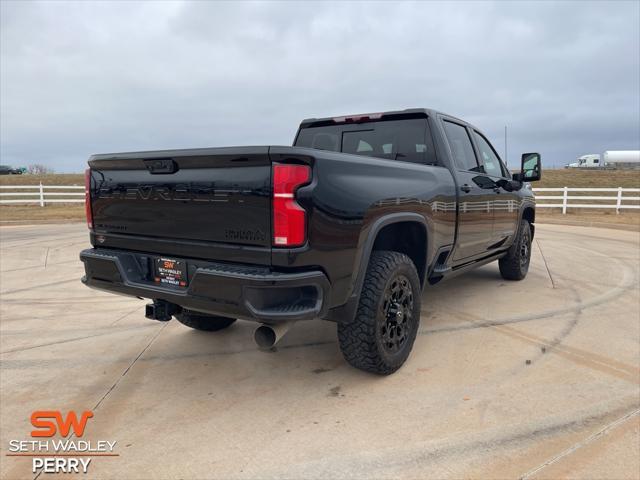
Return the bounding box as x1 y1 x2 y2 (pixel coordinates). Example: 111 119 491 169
432 263 452 275
428 248 453 284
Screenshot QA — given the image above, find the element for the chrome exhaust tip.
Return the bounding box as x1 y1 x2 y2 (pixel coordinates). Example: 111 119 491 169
254 321 295 349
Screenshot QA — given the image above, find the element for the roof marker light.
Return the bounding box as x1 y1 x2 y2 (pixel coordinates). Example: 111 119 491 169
332 112 383 123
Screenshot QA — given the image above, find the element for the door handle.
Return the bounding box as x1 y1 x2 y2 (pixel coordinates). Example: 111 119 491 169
460 184 471 193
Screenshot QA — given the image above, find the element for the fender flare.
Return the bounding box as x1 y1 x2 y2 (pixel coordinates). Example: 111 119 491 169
330 212 428 323
519 201 536 239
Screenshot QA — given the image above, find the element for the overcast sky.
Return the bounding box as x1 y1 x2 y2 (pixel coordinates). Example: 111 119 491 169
1 0 639 172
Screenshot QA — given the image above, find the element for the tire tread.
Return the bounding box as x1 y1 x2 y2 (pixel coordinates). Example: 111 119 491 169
499 220 531 280
338 251 420 375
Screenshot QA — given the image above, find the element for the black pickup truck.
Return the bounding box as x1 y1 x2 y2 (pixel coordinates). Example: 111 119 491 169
80 108 541 374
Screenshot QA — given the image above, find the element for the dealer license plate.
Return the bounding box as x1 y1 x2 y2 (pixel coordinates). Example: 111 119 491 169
154 257 187 287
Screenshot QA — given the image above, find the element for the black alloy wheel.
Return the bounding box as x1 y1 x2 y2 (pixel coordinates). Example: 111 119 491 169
380 274 414 354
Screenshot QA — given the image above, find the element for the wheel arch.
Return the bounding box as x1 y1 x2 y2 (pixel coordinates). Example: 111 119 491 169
371 222 428 286
355 213 429 292
325 213 430 324
521 205 535 238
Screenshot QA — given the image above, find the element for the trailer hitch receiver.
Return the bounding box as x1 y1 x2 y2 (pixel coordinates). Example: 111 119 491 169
145 300 180 322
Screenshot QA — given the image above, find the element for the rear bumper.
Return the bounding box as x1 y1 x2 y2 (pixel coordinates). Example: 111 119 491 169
80 248 330 323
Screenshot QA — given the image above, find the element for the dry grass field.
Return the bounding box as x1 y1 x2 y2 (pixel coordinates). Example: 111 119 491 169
0 173 84 186
534 168 639 229
536 168 640 188
1 170 639 228
0 174 85 223
0 204 85 222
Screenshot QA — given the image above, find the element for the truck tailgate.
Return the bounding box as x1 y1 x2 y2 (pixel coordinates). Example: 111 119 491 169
88 147 272 252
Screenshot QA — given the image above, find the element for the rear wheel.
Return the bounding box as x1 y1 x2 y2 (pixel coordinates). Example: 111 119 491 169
338 251 421 375
499 220 532 280
175 309 236 331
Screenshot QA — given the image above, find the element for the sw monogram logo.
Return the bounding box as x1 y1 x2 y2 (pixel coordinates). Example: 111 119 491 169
30 410 94 438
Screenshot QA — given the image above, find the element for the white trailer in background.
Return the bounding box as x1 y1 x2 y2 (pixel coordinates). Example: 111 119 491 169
603 150 640 168
566 154 602 168
566 150 640 169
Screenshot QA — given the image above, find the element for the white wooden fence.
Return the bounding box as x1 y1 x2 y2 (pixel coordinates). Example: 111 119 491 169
0 184 84 206
533 187 640 214
0 184 639 214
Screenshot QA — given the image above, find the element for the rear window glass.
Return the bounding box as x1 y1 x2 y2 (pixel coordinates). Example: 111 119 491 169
295 118 437 165
442 121 479 171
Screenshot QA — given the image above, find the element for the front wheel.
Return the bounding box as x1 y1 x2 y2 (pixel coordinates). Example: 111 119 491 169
499 220 532 280
338 251 421 375
175 309 236 331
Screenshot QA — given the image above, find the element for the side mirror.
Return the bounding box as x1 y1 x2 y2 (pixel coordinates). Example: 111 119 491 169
513 152 542 182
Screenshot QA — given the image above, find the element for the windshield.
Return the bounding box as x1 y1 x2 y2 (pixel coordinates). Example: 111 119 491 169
295 118 437 165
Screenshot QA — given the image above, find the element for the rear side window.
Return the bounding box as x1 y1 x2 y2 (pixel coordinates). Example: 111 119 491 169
305 132 339 152
442 121 478 171
295 118 437 165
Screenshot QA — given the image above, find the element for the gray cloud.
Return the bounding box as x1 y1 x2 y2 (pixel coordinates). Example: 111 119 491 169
1 0 639 171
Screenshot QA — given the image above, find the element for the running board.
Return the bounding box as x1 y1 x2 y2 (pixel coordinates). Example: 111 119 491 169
429 250 507 285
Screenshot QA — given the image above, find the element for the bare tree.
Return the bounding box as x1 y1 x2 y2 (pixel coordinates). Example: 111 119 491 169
27 164 54 175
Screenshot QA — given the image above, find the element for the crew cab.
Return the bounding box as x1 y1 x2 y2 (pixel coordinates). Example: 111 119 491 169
80 108 541 374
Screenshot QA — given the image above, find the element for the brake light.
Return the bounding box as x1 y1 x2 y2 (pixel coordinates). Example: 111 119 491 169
332 112 383 123
84 168 93 229
272 164 311 247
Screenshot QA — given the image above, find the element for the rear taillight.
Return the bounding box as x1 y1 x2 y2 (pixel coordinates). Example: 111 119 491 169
84 168 93 229
272 164 311 247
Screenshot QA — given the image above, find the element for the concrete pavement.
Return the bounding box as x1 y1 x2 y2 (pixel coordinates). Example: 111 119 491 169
0 223 638 479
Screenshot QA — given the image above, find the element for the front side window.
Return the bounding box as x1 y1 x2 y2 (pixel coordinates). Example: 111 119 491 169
443 121 478 171
472 131 506 178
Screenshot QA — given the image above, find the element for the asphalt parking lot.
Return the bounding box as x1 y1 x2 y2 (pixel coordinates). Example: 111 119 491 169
1 222 638 479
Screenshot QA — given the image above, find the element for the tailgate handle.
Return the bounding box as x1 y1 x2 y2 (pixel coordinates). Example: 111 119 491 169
144 158 178 174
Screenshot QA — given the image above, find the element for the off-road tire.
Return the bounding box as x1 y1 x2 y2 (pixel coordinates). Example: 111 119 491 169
175 309 236 331
338 251 421 375
499 220 532 280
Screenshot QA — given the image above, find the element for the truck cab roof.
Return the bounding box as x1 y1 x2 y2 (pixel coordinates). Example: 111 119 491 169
299 108 468 129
